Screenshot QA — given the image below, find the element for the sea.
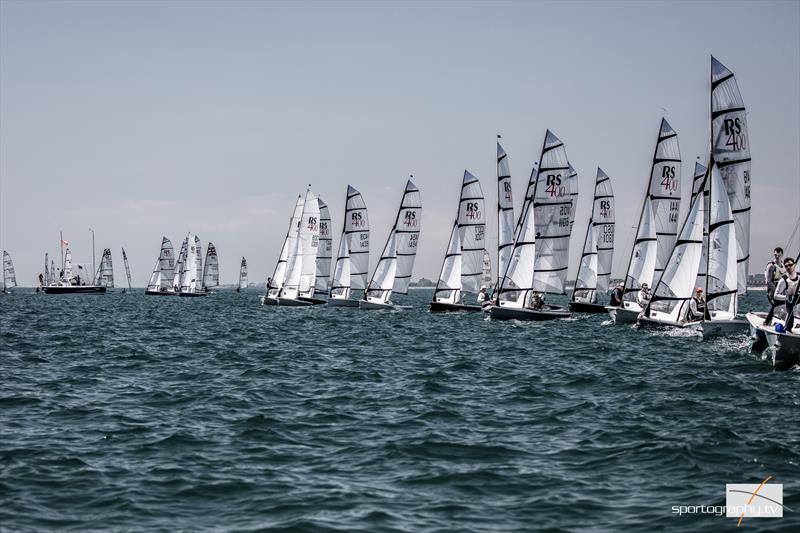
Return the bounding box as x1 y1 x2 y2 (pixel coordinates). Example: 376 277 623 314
1 288 798 532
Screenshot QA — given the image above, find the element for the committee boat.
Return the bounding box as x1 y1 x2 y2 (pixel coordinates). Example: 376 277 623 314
328 186 370 307
361 180 421 310
569 168 615 313
430 171 486 312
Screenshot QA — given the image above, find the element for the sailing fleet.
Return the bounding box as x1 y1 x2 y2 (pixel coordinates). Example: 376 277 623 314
2 57 798 369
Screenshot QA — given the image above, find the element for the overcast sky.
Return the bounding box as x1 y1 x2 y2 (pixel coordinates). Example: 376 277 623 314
1 0 798 286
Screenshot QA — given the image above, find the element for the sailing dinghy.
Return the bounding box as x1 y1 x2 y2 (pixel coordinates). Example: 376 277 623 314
569 168 615 312
202 242 219 293
606 119 681 324
489 130 572 321
178 234 207 297
276 189 321 306
361 180 421 310
95 248 115 290
145 237 176 295
430 171 486 312
262 195 304 305
122 248 133 291
236 257 248 292
2 251 17 293
328 186 369 307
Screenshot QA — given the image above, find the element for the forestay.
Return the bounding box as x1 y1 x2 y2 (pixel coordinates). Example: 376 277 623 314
532 130 574 294
711 56 750 295
315 199 332 295
202 242 219 289
267 195 304 299
496 141 514 288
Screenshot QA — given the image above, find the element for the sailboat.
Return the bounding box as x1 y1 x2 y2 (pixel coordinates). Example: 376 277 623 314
430 171 486 312
44 233 106 294
276 188 321 306
145 237 176 295
121 248 133 291
94 248 114 289
328 186 370 307
361 179 422 310
302 198 331 304
569 168 615 312
2 251 17 293
262 195 304 305
606 119 681 324
202 242 219 293
178 234 206 297
236 257 248 292
489 130 572 320
496 139 514 296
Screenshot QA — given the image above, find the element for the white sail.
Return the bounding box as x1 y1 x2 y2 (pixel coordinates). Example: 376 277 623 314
393 180 422 294
365 231 397 305
268 195 304 299
49 260 56 286
95 248 114 288
3 251 17 289
705 164 738 319
458 171 486 293
623 198 658 303
202 242 219 289
433 221 462 304
649 118 682 277
314 199 332 294
238 257 248 290
711 56 750 295
148 237 175 292
179 234 202 294
44 253 49 285
482 250 492 288
172 237 188 291
532 130 574 294
692 162 710 290
497 197 535 308
572 221 598 303
330 236 352 298
64 248 74 282
593 169 615 294
496 141 514 287
645 190 706 324
122 248 133 289
194 236 203 291
281 190 320 299
331 185 369 299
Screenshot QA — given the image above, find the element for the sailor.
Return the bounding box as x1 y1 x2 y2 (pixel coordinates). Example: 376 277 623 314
609 282 624 307
530 292 545 310
765 247 786 303
477 286 489 304
688 287 707 321
637 283 651 307
773 257 799 321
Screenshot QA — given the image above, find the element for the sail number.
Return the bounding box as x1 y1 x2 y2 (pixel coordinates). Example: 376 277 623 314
545 174 566 197
660 166 678 191
359 233 369 248
307 216 318 231
351 211 366 228
668 200 679 223
600 224 614 244
475 226 485 241
409 234 418 248
465 202 481 220
403 210 418 228
724 117 746 151
743 170 750 199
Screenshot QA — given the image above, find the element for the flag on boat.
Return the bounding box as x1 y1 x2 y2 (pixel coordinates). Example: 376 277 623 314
61 239 69 245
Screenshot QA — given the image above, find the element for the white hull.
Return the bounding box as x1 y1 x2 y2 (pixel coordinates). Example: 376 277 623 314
699 319 749 339
276 297 313 307
606 305 640 325
261 295 279 306
746 312 775 354
774 331 800 370
359 299 400 310
488 304 569 321
327 297 360 307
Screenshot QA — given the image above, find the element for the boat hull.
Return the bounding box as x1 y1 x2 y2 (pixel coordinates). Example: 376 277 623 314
746 312 771 353
774 331 800 371
637 316 700 331
327 297 360 307
298 296 327 305
145 289 177 296
178 292 207 298
488 305 569 321
44 285 106 294
276 297 312 306
605 305 640 325
699 319 749 339
429 301 482 312
569 301 607 313
359 300 398 310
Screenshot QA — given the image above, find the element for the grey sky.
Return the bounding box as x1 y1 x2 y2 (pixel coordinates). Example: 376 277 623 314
1 0 798 286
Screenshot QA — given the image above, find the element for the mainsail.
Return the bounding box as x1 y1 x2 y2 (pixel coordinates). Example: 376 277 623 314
330 185 369 299
692 162 710 290
267 195 304 299
202 242 219 290
180 235 202 294
650 118 682 277
238 257 248 290
711 56 750 294
365 231 397 304
393 180 422 294
44 253 50 285
95 248 114 288
3 251 17 289
64 248 74 282
433 220 462 303
532 130 574 294
705 162 738 319
314 199 332 295
172 237 188 291
496 193 535 308
122 248 133 289
49 260 56 286
147 237 175 292
572 168 615 303
280 189 320 300
496 141 514 288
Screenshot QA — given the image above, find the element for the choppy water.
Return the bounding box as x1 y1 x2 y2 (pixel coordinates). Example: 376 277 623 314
1 289 798 531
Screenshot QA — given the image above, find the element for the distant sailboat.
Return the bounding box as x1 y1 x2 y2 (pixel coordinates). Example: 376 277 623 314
94 248 114 289
328 186 370 307
606 118 681 324
122 248 133 291
2 251 17 293
202 242 219 293
236 257 248 292
146 237 176 295
303 198 332 304
569 168 615 312
361 179 421 310
277 188 321 306
430 171 486 312
172 237 188 293
489 130 571 321
263 195 304 305
179 234 206 297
